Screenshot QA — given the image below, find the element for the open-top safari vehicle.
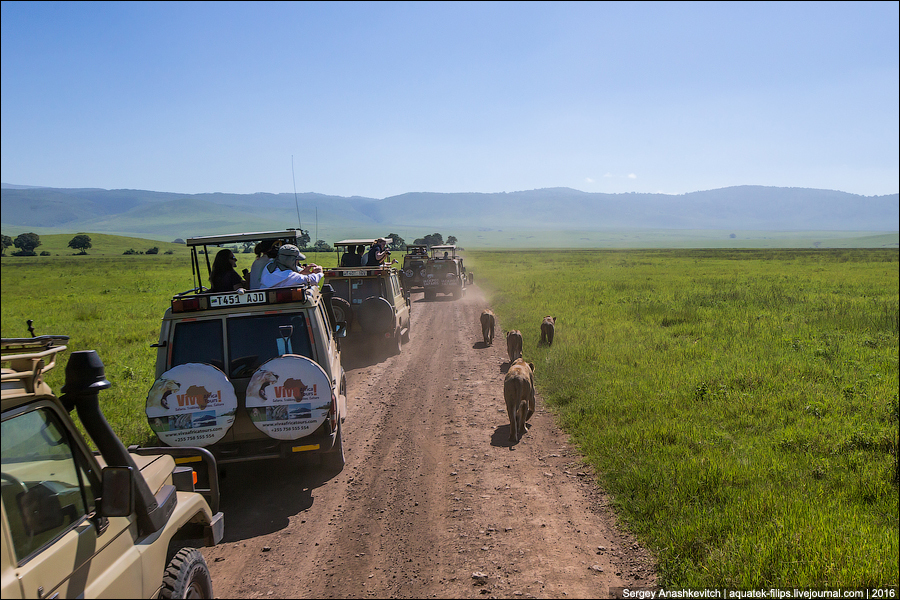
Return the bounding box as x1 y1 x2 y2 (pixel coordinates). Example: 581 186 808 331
2 330 223 598
399 244 429 291
423 244 469 300
149 230 348 471
322 239 411 357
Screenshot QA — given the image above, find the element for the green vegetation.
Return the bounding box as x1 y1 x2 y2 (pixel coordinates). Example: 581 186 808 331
0 246 339 445
2 239 896 588
467 248 898 589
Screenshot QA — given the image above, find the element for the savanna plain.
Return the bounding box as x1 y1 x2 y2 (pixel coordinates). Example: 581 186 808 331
1 237 897 591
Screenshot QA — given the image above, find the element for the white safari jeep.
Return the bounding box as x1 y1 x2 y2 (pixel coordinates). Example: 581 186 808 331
2 333 224 599
150 230 348 470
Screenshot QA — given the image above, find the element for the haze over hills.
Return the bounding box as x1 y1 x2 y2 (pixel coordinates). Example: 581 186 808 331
1 183 897 248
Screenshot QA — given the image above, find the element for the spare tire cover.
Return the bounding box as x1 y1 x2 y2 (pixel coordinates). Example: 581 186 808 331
356 296 394 335
245 355 332 440
146 363 237 447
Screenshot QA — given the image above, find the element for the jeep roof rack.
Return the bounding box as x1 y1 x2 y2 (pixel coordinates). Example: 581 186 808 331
185 229 307 292
1 335 69 399
333 238 394 248
430 244 458 258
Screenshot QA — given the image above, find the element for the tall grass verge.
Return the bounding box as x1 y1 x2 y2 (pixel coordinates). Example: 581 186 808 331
467 248 898 589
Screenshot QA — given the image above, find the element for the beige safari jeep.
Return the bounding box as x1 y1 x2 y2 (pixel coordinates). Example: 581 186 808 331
324 238 412 357
2 333 224 599
150 230 348 470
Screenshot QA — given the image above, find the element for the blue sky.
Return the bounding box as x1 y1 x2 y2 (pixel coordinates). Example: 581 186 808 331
2 1 897 199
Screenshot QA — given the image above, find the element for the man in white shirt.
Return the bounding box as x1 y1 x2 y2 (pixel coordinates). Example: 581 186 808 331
260 244 324 288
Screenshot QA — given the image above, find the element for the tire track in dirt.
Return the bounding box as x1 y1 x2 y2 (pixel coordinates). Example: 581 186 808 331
203 285 656 599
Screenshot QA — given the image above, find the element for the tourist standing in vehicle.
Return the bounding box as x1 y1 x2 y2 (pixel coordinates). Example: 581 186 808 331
260 244 324 288
366 238 390 266
210 249 248 292
249 240 280 289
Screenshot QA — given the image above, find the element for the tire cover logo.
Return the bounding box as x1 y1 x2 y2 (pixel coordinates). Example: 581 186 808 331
146 363 237 447
245 355 332 440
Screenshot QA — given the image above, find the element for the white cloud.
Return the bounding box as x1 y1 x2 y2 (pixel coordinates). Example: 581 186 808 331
628 173 637 179
585 177 595 184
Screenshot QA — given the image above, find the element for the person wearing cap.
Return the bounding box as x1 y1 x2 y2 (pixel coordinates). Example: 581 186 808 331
366 238 390 267
260 244 324 289
248 240 280 289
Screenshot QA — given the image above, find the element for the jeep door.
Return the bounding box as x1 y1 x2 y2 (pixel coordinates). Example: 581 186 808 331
1 402 141 598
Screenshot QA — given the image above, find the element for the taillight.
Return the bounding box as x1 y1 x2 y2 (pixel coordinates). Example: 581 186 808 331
272 288 306 303
172 297 202 313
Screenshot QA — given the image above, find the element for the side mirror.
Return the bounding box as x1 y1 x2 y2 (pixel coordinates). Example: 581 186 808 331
100 466 135 517
334 321 348 338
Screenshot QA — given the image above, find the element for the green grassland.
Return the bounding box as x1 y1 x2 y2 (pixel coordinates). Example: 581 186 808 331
2 241 897 589
466 248 898 589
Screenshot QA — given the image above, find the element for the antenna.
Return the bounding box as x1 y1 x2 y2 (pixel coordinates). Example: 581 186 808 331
291 155 302 230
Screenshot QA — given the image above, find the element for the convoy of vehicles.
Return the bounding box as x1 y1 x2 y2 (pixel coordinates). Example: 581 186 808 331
2 333 223 599
323 239 412 356
1 229 470 599
149 230 348 470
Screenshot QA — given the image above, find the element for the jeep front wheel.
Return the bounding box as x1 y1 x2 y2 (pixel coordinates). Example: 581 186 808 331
160 548 213 599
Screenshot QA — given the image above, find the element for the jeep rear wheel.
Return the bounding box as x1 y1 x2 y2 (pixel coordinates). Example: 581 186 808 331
331 297 353 329
160 548 213 599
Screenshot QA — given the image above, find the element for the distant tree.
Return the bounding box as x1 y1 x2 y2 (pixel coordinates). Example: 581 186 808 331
729 233 736 239
313 240 332 252
123 248 141 255
242 242 254 254
414 233 444 248
14 232 41 255
173 238 186 244
1 234 12 256
386 233 405 250
40 251 51 256
297 229 311 249
446 235 457 245
68 234 92 254
146 246 160 255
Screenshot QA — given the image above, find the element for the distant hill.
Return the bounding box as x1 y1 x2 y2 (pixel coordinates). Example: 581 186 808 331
2 184 897 247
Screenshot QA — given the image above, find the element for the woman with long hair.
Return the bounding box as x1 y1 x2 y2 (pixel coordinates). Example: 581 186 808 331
209 249 247 292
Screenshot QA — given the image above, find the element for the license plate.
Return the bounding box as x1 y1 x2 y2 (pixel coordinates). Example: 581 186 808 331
341 270 367 277
209 291 267 308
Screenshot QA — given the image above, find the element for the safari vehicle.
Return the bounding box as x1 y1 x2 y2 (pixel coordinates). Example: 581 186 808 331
149 230 348 470
2 332 224 599
423 244 468 300
399 244 429 291
323 239 411 356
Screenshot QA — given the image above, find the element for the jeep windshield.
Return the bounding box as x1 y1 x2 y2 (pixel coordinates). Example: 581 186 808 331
170 312 314 379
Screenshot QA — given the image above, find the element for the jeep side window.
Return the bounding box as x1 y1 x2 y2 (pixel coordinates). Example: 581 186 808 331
1 407 97 563
226 313 313 378
172 319 225 372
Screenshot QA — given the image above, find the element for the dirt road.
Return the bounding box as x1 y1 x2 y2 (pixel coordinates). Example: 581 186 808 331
202 285 656 598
